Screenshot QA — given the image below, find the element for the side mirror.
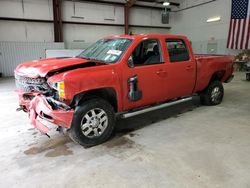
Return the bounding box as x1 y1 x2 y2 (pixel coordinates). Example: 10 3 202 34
127 56 134 68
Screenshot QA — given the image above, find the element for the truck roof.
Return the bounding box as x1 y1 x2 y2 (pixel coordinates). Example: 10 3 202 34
105 33 188 40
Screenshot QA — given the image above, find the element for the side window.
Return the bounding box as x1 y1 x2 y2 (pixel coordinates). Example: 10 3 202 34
166 39 190 62
131 39 162 66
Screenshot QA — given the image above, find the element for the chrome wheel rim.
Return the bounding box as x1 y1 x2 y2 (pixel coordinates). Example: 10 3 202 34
211 87 221 103
80 108 108 138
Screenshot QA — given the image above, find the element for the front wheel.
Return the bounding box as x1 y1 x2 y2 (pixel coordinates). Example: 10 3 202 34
69 98 115 147
200 80 224 106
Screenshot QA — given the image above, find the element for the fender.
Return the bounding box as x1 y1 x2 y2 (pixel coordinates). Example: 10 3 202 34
194 56 233 92
47 65 123 111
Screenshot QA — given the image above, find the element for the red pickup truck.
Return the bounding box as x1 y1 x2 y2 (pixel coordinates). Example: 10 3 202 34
15 34 234 146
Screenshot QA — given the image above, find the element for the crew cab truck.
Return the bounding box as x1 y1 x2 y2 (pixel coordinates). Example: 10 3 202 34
15 34 234 147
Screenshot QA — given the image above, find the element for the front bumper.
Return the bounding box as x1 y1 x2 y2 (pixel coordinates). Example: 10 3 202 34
17 91 39 111
29 95 74 134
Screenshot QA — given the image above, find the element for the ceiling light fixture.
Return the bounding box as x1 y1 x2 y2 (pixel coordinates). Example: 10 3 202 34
207 16 221 23
163 1 170 6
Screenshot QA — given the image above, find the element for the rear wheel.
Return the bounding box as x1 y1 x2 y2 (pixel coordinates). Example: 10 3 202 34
69 98 115 147
200 80 224 106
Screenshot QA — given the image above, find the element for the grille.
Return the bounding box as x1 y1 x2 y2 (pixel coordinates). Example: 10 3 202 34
15 73 51 93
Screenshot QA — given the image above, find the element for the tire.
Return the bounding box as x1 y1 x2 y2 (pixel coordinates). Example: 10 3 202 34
69 98 115 147
200 80 224 106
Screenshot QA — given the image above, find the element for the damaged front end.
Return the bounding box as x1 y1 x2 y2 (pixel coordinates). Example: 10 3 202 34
15 73 74 136
15 73 50 111
29 95 74 135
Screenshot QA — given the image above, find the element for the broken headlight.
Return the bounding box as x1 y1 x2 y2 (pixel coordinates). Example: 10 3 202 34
49 81 65 99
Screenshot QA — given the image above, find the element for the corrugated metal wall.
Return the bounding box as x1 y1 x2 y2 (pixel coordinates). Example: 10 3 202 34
0 42 64 77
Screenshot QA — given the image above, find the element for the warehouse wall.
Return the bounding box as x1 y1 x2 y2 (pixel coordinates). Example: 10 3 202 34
170 0 241 55
0 41 64 76
0 0 56 76
0 21 54 42
62 1 170 48
0 0 170 76
63 24 124 49
0 0 170 44
0 0 53 19
0 0 54 42
130 27 170 34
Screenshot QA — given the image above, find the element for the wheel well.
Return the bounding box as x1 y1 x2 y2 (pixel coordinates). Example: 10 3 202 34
71 88 118 112
210 70 225 83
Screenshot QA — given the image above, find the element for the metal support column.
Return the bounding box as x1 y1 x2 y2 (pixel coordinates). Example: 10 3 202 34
124 0 136 34
53 0 63 42
124 5 129 34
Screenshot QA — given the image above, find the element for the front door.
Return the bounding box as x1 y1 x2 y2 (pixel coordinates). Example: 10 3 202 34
122 39 168 111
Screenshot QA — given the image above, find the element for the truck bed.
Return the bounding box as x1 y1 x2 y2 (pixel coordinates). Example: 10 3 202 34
193 54 234 93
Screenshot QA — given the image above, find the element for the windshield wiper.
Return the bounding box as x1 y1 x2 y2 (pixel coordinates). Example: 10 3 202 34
76 55 92 60
93 59 109 64
76 56 109 64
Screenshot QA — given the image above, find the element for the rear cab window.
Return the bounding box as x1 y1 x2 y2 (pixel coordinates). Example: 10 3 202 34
166 39 190 63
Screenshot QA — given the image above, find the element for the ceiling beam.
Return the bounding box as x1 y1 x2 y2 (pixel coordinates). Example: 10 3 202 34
68 0 165 10
137 0 180 7
173 0 216 12
126 0 137 7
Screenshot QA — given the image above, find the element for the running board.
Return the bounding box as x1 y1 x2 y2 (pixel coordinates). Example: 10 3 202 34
121 97 193 119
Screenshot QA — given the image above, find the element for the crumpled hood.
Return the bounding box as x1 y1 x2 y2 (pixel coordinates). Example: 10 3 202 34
15 57 97 78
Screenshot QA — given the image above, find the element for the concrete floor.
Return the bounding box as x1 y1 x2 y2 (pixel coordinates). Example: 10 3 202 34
0 72 249 188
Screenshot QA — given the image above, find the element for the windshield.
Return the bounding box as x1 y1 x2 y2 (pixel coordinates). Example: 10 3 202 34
78 38 132 63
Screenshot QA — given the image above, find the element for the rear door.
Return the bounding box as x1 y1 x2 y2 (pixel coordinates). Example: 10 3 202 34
164 38 196 99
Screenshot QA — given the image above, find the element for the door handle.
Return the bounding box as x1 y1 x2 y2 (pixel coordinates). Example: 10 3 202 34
156 70 166 74
186 65 193 70
156 70 167 76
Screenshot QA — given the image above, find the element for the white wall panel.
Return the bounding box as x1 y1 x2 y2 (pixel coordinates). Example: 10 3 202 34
0 21 27 41
63 24 124 48
0 21 54 42
0 0 170 45
62 1 124 25
130 7 151 26
191 39 242 55
62 1 74 21
46 49 83 58
0 0 23 18
25 22 54 42
62 1 169 27
114 6 124 24
75 2 114 21
23 0 53 20
171 0 230 41
0 42 64 76
130 27 169 34
0 0 172 77
0 0 53 20
130 7 170 27
151 9 166 26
